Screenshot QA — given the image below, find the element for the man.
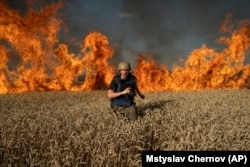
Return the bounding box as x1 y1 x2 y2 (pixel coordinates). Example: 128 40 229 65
107 61 145 121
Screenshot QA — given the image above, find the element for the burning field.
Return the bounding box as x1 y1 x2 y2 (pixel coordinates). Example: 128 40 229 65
0 1 250 166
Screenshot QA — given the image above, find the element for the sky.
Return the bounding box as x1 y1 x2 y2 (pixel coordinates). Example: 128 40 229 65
5 0 250 69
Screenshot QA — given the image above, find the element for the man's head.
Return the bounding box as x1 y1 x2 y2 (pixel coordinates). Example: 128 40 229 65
117 61 131 71
117 61 131 79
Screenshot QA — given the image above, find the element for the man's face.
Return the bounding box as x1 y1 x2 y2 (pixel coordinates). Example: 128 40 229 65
120 69 129 79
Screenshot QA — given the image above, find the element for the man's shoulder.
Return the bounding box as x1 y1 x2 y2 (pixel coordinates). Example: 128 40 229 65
130 74 137 81
112 74 120 82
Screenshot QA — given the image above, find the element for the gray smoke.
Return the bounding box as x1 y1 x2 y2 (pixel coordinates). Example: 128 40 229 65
118 0 250 67
3 0 250 68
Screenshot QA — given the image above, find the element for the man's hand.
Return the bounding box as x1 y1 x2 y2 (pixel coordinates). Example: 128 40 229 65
139 94 145 99
122 87 131 95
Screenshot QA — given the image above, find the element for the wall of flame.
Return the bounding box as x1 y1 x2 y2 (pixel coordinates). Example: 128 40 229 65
0 1 249 94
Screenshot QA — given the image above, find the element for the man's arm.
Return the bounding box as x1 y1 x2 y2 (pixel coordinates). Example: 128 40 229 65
107 87 131 100
135 83 145 99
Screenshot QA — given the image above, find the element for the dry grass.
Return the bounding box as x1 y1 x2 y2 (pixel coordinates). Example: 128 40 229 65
0 89 249 166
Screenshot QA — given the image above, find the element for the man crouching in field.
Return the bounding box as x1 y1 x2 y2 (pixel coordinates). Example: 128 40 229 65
107 61 145 121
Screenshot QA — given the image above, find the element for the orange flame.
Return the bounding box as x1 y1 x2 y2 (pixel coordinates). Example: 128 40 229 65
0 1 114 94
0 2 249 94
135 18 250 91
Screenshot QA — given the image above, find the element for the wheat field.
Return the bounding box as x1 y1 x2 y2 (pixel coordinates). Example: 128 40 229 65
0 89 249 166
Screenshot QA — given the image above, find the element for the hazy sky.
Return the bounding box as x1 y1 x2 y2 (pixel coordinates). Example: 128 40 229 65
5 0 250 68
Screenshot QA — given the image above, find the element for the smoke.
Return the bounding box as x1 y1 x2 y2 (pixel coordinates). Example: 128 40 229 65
3 0 250 68
3 0 28 16
119 0 250 67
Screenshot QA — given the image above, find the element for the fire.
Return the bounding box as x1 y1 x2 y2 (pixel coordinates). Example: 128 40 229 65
0 1 114 94
79 31 114 90
0 1 249 94
134 17 250 91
